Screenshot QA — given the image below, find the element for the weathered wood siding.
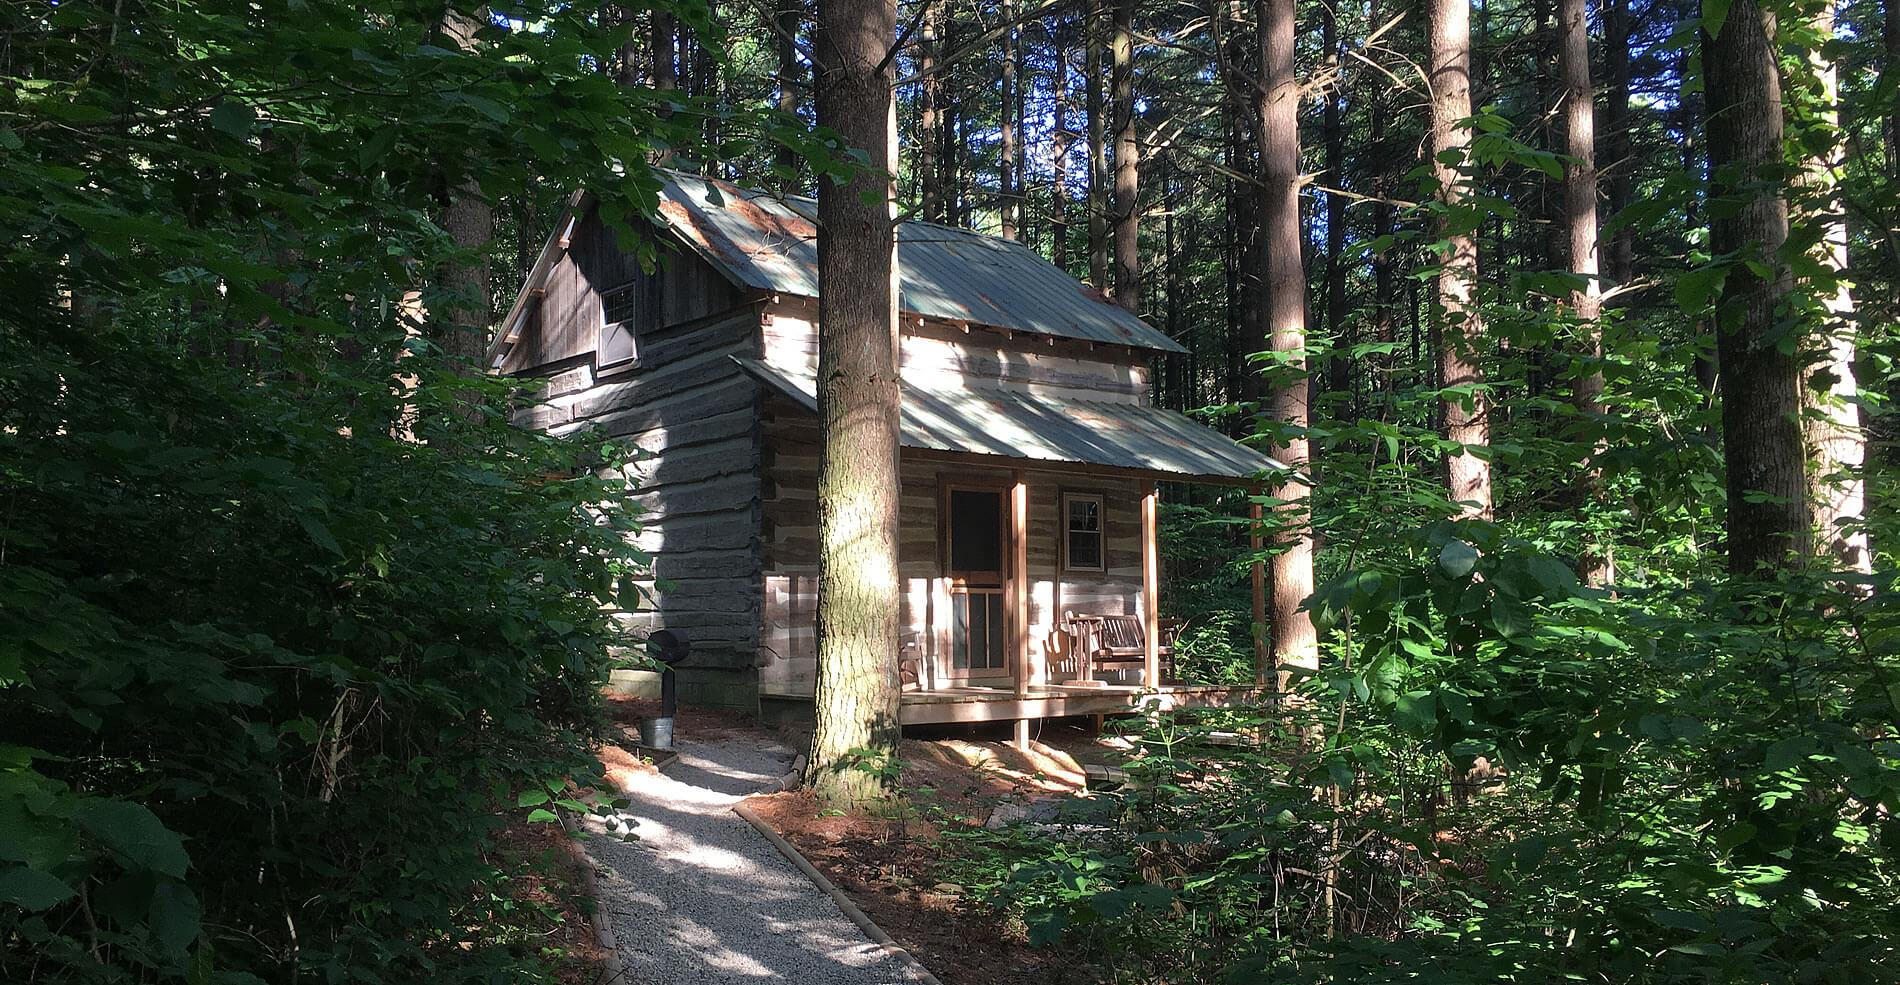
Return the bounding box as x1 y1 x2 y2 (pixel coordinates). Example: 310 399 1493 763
758 399 1146 698
502 201 741 375
758 299 1151 403
505 211 762 678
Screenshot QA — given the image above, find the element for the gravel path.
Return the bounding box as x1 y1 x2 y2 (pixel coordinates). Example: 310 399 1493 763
582 734 920 984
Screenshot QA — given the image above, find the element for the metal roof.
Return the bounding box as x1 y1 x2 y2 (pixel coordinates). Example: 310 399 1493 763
657 171 1188 354
734 358 1282 483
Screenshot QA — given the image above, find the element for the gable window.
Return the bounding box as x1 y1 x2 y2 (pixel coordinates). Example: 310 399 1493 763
1062 492 1105 572
598 281 641 368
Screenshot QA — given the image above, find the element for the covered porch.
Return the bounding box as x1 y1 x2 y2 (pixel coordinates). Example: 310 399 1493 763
742 357 1285 739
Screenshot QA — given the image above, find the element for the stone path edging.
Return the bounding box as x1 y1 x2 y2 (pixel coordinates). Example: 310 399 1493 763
730 802 947 985
557 810 626 982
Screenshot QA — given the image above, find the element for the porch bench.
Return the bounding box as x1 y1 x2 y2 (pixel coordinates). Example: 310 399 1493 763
1058 612 1183 686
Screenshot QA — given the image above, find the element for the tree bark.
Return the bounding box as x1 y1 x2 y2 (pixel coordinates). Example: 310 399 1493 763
776 0 805 193
1111 0 1140 312
1002 0 1020 240
808 0 902 808
1560 0 1611 585
1703 0 1809 574
1087 0 1109 288
1258 0 1318 686
920 4 941 221
1800 1 1870 575
1051 16 1071 272
1602 0 1633 285
653 8 677 165
1321 2 1349 409
437 9 491 368
1429 0 1493 520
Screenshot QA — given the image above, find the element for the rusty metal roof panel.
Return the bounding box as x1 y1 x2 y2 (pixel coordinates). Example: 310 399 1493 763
660 172 1187 355
732 357 1280 481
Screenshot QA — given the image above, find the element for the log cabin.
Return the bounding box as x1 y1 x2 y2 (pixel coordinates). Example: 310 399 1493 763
491 171 1278 732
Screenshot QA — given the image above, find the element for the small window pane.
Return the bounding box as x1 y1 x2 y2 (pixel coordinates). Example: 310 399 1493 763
1065 495 1104 570
949 490 1003 573
602 282 639 327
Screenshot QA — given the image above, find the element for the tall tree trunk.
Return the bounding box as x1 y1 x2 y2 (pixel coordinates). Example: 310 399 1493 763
1704 0 1809 573
1561 0 1610 585
1680 5 1716 396
1002 0 1019 240
653 8 677 164
1087 0 1109 288
920 5 941 221
1888 0 1899 171
1052 17 1072 272
1321 2 1349 409
808 0 902 807
1014 17 1029 242
1429 0 1493 520
437 9 491 368
1258 0 1317 686
776 0 806 193
1111 0 1140 312
1602 0 1633 285
1800 1 1870 575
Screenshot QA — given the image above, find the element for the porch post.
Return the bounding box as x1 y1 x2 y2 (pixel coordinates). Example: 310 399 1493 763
1140 479 1160 689
1011 470 1031 747
1250 493 1269 687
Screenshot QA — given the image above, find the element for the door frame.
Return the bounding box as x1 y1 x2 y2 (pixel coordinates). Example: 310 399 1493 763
938 478 1016 681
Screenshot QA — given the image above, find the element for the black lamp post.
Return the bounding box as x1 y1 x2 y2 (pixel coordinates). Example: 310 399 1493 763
640 629 690 750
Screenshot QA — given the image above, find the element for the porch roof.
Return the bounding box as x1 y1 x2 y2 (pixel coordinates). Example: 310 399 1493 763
733 357 1285 485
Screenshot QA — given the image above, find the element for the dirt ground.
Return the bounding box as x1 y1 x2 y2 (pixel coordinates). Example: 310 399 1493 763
489 817 612 985
744 719 1124 985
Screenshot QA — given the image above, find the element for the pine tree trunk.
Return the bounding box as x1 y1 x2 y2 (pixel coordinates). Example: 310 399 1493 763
1051 17 1071 272
1111 0 1140 312
1888 0 1899 172
920 5 941 221
1321 2 1349 409
1703 0 1809 574
653 9 677 165
1002 1 1019 240
1561 0 1611 585
776 0 805 193
1800 1 1870 575
808 0 902 808
1429 0 1493 520
1602 0 1633 285
1087 0 1109 288
1257 0 1318 686
437 9 491 369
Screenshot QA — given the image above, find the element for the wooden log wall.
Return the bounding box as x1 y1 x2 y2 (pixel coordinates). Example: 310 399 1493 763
511 307 765 674
758 397 1146 698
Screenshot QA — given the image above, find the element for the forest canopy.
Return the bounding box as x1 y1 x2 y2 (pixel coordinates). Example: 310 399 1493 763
4 0 1899 977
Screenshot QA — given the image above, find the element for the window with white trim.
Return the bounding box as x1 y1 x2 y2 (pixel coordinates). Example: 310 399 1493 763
1062 492 1105 572
598 281 640 368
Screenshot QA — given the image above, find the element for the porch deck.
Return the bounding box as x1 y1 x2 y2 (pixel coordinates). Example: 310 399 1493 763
898 682 1261 726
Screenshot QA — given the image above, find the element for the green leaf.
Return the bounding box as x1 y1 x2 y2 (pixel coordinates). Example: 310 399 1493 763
1702 0 1733 38
1675 265 1726 314
149 880 202 957
0 866 75 910
75 800 190 878
517 789 550 807
1438 540 1479 579
525 808 559 823
298 514 345 558
209 101 256 139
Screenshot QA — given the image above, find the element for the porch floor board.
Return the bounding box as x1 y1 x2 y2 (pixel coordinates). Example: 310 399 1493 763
895 683 1260 726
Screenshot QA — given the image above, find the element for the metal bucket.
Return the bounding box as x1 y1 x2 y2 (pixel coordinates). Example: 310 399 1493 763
638 716 674 751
